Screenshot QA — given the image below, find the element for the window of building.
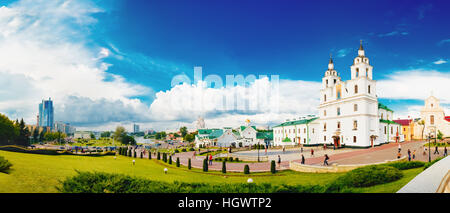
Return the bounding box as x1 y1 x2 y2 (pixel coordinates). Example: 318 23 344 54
324 95 327 102
324 110 327 116
304 138 306 143
337 121 341 129
312 128 315 133
391 126 393 134
324 136 326 142
353 136 357 143
337 107 341 116
304 128 306 133
354 104 358 112
353 120 358 130
334 79 337 84
337 91 341 99
368 85 371 94
324 123 327 132
384 126 386 134
431 104 434 108
430 115 434 125
366 68 369 76
354 85 358 94
356 68 359 77
326 79 328 87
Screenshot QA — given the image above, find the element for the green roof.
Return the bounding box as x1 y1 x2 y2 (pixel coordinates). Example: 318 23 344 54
240 126 256 131
197 129 223 139
378 103 394 112
380 119 400 125
273 117 318 128
256 131 273 140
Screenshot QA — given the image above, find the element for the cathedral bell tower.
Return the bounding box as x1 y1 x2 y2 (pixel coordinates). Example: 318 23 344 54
322 54 341 89
351 40 373 80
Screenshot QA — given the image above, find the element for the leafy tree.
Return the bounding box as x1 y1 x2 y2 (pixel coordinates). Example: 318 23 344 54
15 119 30 146
418 120 425 140
0 113 19 145
113 126 126 142
180 126 188 138
121 135 136 145
184 133 195 143
90 133 96 140
437 130 443 142
32 128 39 143
39 130 45 142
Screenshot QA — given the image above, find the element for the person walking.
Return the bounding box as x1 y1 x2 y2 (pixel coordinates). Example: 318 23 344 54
398 144 401 152
323 154 329 166
301 154 305 164
132 159 135 165
444 147 448 157
282 147 285 153
397 151 401 159
311 148 314 156
209 154 213 165
301 146 303 153
434 146 439 155
277 155 281 168
193 151 196 159
407 149 411 161
423 146 427 156
413 150 416 160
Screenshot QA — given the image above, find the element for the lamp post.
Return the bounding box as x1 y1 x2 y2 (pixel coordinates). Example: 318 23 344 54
257 141 260 162
428 133 431 163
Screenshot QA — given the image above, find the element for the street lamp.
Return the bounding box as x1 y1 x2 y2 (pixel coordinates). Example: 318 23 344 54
428 133 431 163
257 140 260 162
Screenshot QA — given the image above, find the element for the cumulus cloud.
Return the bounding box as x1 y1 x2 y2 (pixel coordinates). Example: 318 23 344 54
0 0 152 128
433 59 447 65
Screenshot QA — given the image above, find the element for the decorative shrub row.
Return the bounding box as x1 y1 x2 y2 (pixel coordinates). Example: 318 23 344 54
213 157 240 162
0 156 12 173
384 161 425 170
0 145 115 156
424 157 444 170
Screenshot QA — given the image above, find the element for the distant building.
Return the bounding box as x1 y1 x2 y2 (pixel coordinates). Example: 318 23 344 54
393 118 415 141
74 131 92 139
39 98 54 129
133 123 140 133
413 95 450 139
53 121 76 135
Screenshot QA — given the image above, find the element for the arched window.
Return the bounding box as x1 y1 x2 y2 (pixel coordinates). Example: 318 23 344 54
337 91 341 99
337 122 341 129
353 136 357 143
381 113 384 120
354 85 358 94
353 120 358 130
356 68 359 77
354 104 358 112
324 123 327 132
368 85 371 94
324 136 326 142
430 115 435 125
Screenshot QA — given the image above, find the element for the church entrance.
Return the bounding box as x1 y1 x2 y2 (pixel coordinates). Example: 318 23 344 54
332 136 340 149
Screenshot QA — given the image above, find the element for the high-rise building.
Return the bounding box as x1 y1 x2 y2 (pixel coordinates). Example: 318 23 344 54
39 98 54 129
133 123 140 133
53 121 76 135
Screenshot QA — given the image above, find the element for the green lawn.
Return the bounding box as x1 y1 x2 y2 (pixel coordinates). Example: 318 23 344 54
0 150 423 193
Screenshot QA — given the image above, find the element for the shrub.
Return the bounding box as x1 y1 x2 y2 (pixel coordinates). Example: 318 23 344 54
203 159 208 172
222 161 226 174
189 148 195 151
176 157 180 167
384 161 425 170
188 158 192 170
157 152 160 160
271 160 276 174
0 156 12 173
424 157 444 170
163 153 167 162
181 148 187 152
169 156 172 164
175 149 180 153
229 157 233 162
244 165 250 174
134 151 137 158
148 151 152 159
326 165 403 192
140 152 143 158
235 158 239 162
128 150 131 157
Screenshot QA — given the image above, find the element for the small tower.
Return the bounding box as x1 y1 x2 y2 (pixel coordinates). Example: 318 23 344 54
322 54 340 89
351 40 373 80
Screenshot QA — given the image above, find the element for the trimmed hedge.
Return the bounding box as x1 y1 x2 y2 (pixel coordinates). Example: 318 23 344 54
222 161 226 174
424 157 444 170
270 160 276 174
59 171 328 193
244 165 250 174
0 156 12 173
0 145 115 156
188 158 192 170
384 161 425 170
327 165 403 192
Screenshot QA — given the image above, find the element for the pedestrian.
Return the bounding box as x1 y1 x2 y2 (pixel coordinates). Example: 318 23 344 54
282 147 285 153
413 150 416 160
132 159 135 165
311 148 314 156
434 146 439 155
423 146 427 156
277 155 281 168
397 151 401 159
323 144 326 150
209 154 213 165
301 146 303 153
301 154 305 164
398 144 401 152
407 149 411 161
444 147 448 157
193 151 196 159
323 154 329 166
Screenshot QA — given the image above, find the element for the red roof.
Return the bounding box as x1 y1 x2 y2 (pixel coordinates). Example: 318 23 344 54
445 116 450 122
393 119 413 126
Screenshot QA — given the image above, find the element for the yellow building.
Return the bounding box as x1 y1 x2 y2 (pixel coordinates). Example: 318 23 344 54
393 119 415 141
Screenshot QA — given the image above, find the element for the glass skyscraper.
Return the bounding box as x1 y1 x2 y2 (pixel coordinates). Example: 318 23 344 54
39 98 54 129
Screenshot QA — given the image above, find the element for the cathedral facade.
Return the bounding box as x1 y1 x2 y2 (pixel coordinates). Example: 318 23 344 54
273 42 403 148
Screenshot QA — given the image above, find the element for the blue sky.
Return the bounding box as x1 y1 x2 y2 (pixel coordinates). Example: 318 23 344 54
0 0 449 131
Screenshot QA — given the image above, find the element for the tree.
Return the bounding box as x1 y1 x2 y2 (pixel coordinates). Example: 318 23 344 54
244 165 250 174
157 152 161 160
184 133 195 143
0 113 19 145
222 161 226 174
39 130 45 142
418 120 425 140
90 133 96 140
100 131 111 138
32 128 39 143
168 156 172 164
16 119 30 146
113 126 126 142
180 126 188 138
437 130 443 142
188 158 191 170
176 157 180 167
122 135 136 145
270 160 276 174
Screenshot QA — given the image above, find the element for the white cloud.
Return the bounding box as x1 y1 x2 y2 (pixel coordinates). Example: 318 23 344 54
433 59 447 65
0 0 153 128
437 39 450 46
336 48 351 58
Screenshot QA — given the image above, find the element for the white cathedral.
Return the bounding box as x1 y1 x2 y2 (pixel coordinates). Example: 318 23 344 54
273 42 404 148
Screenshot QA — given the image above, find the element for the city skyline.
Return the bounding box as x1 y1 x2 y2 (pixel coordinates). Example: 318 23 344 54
0 0 449 131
